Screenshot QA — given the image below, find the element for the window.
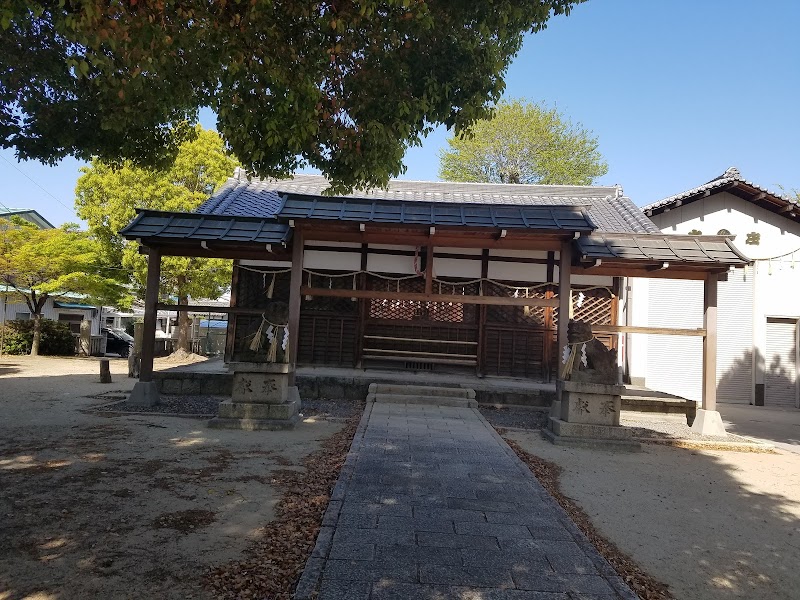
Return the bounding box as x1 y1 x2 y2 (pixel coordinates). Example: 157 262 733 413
15 312 30 320
58 313 84 334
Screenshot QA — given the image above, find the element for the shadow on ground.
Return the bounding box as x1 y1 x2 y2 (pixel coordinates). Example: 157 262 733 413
507 429 800 600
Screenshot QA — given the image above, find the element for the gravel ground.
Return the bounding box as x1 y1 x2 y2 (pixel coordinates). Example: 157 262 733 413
0 355 345 599
95 394 223 416
93 394 365 421
479 405 550 429
299 398 364 420
620 414 757 444
479 404 760 445
506 430 800 600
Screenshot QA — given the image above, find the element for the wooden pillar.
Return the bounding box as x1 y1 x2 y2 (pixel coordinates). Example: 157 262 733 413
224 261 240 363
557 241 572 375
424 241 434 295
139 247 161 383
477 249 489 377
702 273 718 412
287 228 305 384
355 243 368 368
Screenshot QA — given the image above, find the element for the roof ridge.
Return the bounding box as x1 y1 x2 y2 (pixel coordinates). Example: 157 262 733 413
643 168 792 212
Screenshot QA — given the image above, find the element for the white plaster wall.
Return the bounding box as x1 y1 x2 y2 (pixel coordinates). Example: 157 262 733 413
367 252 416 275
303 249 361 271
571 274 614 286
652 191 800 259
490 250 549 260
239 259 291 268
488 261 547 282
625 277 651 383
434 258 481 279
646 192 800 401
437 246 483 256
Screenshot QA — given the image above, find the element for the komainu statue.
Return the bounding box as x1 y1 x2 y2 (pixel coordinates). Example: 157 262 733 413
567 320 619 385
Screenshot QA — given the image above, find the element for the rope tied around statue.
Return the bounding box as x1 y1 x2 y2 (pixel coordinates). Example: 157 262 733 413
559 320 620 384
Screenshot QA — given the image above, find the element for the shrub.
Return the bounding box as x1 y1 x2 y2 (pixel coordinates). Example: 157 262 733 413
0 318 75 355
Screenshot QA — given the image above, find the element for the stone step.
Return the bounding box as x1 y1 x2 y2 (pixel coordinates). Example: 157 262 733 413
368 383 475 399
368 393 478 408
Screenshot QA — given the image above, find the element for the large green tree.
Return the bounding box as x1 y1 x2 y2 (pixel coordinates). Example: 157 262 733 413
1 1 585 193
439 99 608 185
75 126 237 352
0 217 124 355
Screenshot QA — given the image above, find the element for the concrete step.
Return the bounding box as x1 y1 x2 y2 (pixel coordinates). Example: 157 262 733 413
368 383 475 399
368 393 477 408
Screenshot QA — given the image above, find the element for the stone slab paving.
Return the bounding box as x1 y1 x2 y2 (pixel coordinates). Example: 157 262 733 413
295 403 637 600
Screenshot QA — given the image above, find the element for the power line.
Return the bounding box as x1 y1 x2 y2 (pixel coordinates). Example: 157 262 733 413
0 153 79 218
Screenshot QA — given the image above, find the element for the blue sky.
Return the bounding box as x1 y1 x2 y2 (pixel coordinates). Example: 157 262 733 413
1 0 798 227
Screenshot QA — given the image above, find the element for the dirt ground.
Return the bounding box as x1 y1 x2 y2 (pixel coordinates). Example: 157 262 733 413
0 355 344 600
506 430 800 600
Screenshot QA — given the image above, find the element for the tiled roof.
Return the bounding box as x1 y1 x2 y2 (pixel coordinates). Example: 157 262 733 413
643 167 796 213
576 234 750 266
197 173 659 234
277 194 595 231
120 211 292 245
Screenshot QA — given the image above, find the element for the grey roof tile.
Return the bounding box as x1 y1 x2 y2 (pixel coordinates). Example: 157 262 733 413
196 173 659 234
120 211 292 245
644 166 795 212
576 234 750 266
276 194 595 231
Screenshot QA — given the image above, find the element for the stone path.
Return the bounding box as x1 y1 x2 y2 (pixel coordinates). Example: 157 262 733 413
295 403 636 600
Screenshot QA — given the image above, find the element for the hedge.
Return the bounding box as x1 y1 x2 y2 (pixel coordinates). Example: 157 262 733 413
0 318 75 355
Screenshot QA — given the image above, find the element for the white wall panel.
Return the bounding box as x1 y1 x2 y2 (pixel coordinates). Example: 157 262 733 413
765 319 798 407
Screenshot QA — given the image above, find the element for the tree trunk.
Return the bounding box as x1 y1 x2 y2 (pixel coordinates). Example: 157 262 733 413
30 312 42 357
176 294 192 353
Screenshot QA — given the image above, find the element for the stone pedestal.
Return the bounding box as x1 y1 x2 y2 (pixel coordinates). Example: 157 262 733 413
128 381 160 406
690 408 727 436
208 362 300 430
545 380 640 451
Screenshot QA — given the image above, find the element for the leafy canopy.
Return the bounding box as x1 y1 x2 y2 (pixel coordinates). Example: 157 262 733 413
0 217 124 310
2 1 585 193
439 99 608 186
75 126 237 304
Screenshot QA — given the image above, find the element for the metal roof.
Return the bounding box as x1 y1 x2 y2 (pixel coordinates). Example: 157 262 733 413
120 211 292 245
197 173 659 234
0 208 54 229
576 234 750 266
643 167 796 214
277 194 595 231
53 301 96 310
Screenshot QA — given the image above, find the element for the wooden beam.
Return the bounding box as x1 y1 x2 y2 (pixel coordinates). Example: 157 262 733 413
139 248 161 383
300 286 559 307
557 241 572 372
572 266 729 280
299 225 565 251
140 244 290 262
702 273 718 411
287 229 305 382
156 303 274 316
591 325 706 337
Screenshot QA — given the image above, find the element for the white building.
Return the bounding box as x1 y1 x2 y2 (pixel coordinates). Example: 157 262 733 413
626 168 800 408
1 294 103 336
